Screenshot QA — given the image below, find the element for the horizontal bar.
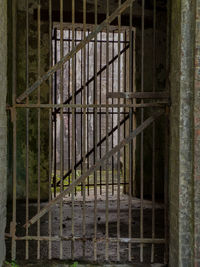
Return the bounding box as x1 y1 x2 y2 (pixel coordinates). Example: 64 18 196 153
8 102 169 109
53 37 129 44
107 91 170 99
16 0 135 103
10 235 165 244
24 110 164 228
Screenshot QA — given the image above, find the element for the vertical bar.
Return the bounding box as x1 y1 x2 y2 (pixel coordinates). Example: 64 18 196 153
48 0 52 260
11 0 17 260
140 0 145 262
117 0 121 261
75 28 77 197
25 0 29 260
53 28 57 198
123 31 127 194
71 0 75 259
37 1 41 259
111 30 114 196
93 0 98 261
59 0 64 259
82 0 87 257
128 3 133 262
99 31 102 196
105 0 109 261
87 29 90 196
68 28 71 196
151 0 156 263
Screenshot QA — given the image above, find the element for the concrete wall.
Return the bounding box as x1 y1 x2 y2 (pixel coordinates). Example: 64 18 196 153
169 0 195 266
0 0 7 265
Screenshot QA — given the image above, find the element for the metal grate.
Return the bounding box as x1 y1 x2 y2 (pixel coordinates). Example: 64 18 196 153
7 0 169 264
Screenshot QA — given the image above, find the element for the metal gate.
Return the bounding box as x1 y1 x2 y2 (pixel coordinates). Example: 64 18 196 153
7 0 169 264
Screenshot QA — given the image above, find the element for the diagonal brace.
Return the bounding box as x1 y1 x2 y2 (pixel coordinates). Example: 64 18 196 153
24 110 164 228
16 0 135 103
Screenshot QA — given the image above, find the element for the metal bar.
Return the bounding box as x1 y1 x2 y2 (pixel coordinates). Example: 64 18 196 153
37 1 41 260
93 0 98 260
11 0 17 260
123 30 127 194
82 0 87 256
74 28 77 197
107 91 169 99
13 102 169 109
117 0 121 260
128 4 133 261
68 28 71 197
87 29 90 196
140 0 145 262
55 44 130 114
151 0 156 262
25 0 29 260
99 31 102 196
24 111 164 228
16 0 136 103
53 28 57 198
59 0 64 259
105 0 110 260
71 0 75 259
12 236 166 244
57 115 129 187
48 0 52 259
55 38 129 44
111 30 114 197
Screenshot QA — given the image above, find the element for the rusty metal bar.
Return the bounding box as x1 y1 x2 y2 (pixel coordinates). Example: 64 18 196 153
11 0 17 260
140 0 145 262
53 28 57 198
13 102 169 109
82 0 87 256
99 31 102 196
24 111 164 228
87 29 90 196
71 0 75 259
117 0 121 260
13 236 166 244
48 0 52 260
59 0 64 259
37 1 41 259
151 0 156 263
105 0 110 260
16 0 136 103
128 4 133 262
25 0 29 260
93 0 98 260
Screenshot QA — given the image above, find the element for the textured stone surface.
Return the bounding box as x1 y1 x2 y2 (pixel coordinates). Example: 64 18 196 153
0 0 7 265
169 0 195 266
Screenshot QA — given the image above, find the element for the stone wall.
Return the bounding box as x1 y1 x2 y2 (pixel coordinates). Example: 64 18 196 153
0 0 7 265
169 0 195 266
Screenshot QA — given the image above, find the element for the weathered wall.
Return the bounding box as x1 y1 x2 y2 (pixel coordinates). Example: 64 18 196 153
0 0 7 265
169 0 195 266
7 0 50 200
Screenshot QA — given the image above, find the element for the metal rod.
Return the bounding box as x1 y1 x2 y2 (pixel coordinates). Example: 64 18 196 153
82 0 87 256
111 30 114 196
59 0 64 259
53 28 57 198
48 0 52 259
99 31 102 196
68 28 71 197
11 0 17 260
105 0 110 260
128 5 134 261
140 0 145 262
87 29 90 196
25 111 164 235
71 0 75 259
25 0 29 260
151 0 156 263
93 0 98 260
117 0 121 260
16 0 136 103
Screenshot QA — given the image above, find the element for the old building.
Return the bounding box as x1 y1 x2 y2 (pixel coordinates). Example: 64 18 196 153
0 0 200 266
